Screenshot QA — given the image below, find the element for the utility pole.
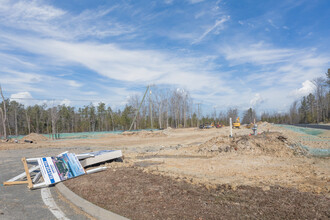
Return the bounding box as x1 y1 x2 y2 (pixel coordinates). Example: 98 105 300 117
149 88 153 129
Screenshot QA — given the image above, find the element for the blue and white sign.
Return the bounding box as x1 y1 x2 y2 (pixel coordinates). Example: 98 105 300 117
38 157 61 184
37 153 85 185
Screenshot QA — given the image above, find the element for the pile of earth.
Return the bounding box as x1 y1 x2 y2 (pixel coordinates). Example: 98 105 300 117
122 130 168 138
21 133 48 142
256 121 278 130
197 132 307 157
161 127 173 135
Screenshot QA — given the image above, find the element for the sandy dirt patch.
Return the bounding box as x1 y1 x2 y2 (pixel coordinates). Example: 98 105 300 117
66 166 330 220
1 123 329 194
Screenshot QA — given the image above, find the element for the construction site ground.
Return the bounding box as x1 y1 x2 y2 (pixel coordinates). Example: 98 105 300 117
1 123 330 219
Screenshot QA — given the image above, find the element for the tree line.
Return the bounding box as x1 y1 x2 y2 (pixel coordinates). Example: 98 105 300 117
261 69 330 124
0 84 261 139
0 87 196 139
1 69 328 139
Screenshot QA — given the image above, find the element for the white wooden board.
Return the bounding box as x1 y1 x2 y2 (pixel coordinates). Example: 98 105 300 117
80 150 122 167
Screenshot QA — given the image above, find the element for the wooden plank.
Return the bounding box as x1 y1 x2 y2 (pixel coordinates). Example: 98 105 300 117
22 157 33 189
80 150 122 167
3 181 28 185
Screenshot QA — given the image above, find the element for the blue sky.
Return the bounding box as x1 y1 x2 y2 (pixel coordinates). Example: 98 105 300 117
0 0 329 114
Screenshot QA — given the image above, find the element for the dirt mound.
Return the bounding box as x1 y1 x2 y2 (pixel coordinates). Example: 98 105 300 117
162 127 173 135
257 121 274 130
21 133 48 142
122 130 168 138
197 132 307 157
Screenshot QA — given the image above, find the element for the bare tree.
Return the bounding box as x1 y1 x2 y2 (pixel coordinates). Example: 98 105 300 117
128 94 141 130
227 108 238 122
149 88 153 128
10 101 19 136
171 89 182 128
164 88 171 128
183 92 188 128
152 87 164 129
289 100 299 124
14 105 18 136
51 106 58 139
242 108 257 124
25 109 31 134
197 103 201 127
0 108 4 138
313 77 326 123
0 85 7 139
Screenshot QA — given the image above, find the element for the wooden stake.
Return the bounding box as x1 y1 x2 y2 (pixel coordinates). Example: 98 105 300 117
3 157 33 189
3 181 30 185
22 157 33 189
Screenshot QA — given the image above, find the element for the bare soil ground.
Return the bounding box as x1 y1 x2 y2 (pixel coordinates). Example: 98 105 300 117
1 123 329 193
66 166 330 220
1 123 330 218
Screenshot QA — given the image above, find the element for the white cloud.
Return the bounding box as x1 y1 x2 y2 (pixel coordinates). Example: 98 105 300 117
250 93 264 107
10 91 32 100
291 80 315 97
0 0 235 110
0 0 134 40
1 33 232 93
220 42 329 88
0 0 66 21
0 0 329 114
68 80 82 88
10 91 37 106
164 0 174 4
267 19 279 29
0 52 36 68
60 98 71 106
221 42 295 65
188 0 205 4
0 69 45 93
192 16 230 44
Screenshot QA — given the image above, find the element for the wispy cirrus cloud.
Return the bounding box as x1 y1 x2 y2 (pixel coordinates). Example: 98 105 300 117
220 42 329 86
0 0 329 114
192 15 230 44
0 0 230 95
164 0 174 4
188 0 205 4
221 42 296 65
0 0 134 40
1 32 230 93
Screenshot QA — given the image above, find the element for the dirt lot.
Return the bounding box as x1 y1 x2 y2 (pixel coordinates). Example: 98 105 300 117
1 123 330 218
66 166 330 220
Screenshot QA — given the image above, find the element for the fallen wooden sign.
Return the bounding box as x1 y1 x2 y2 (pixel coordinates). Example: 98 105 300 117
3 150 122 189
